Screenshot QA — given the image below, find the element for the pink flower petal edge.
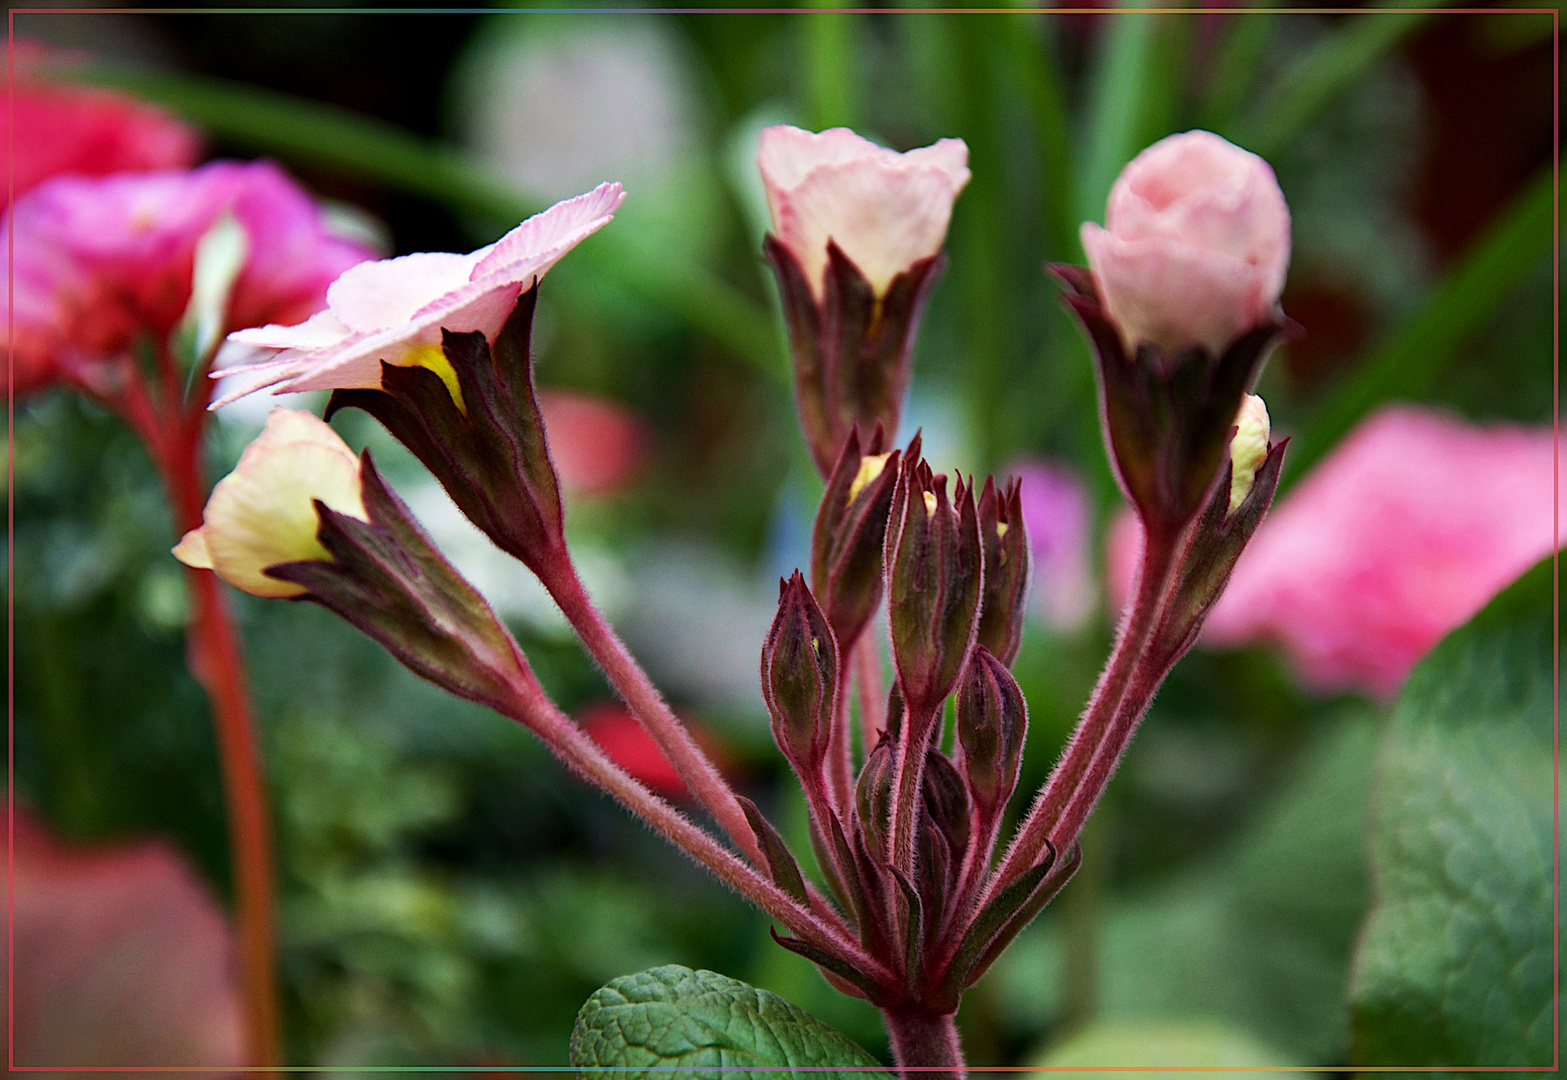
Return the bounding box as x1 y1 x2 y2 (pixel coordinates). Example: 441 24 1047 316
758 125 969 298
215 182 625 405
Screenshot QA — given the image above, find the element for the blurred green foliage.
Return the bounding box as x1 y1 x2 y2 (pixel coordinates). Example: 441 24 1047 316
15 4 1555 1069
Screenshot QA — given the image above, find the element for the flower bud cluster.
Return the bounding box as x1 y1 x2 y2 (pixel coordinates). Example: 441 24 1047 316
176 122 1294 1043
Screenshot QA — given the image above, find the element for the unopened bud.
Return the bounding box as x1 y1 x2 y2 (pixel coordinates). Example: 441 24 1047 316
956 648 1027 818
174 409 366 598
885 450 983 721
812 428 901 651
921 748 972 870
976 477 1029 665
1228 394 1271 514
856 734 895 862
761 571 839 772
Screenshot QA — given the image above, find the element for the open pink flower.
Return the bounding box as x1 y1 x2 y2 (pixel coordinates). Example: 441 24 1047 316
1082 130 1290 356
216 182 624 404
9 41 200 198
2 161 371 394
1106 407 1557 698
758 125 969 299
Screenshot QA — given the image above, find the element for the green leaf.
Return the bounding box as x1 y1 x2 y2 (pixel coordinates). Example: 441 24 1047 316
1032 1018 1295 1076
569 964 882 1078
1350 557 1557 1070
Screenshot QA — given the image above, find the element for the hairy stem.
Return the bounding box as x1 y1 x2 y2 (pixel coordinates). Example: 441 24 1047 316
885 702 936 875
882 1006 965 1078
828 656 856 818
498 660 887 982
542 562 765 868
162 419 279 1073
984 529 1178 897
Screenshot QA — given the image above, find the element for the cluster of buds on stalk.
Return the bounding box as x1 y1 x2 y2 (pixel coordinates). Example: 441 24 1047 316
176 124 1292 1076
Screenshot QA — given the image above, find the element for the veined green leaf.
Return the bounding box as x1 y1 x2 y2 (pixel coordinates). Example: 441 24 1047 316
1350 557 1558 1069
569 964 882 1077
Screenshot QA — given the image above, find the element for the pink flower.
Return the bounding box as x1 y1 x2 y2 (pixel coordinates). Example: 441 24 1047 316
1105 407 1557 698
2 161 371 394
216 183 625 404
9 41 200 198
1010 459 1095 632
758 125 969 299
538 390 648 496
1081 130 1290 356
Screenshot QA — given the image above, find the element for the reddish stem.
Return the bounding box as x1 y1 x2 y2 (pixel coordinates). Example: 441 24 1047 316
159 410 280 1073
885 701 936 875
541 561 765 868
495 653 888 982
882 1006 965 1077
984 529 1178 899
827 658 855 819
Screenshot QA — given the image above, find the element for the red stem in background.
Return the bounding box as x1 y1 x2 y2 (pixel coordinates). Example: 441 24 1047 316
158 404 280 1073
854 636 883 752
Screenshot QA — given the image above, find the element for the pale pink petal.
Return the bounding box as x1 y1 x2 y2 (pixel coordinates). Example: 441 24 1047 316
325 251 483 334
226 308 351 352
784 159 962 297
757 126 883 193
471 181 625 281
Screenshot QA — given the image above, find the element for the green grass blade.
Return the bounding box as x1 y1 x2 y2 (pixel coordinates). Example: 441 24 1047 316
1200 6 1282 135
75 62 783 376
1075 12 1160 232
804 3 857 130
1285 169 1554 485
1238 1 1455 158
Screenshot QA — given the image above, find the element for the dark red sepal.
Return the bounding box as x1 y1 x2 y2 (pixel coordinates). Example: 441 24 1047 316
764 235 944 476
975 476 1029 666
812 424 902 653
1054 264 1286 541
325 287 566 579
266 451 527 713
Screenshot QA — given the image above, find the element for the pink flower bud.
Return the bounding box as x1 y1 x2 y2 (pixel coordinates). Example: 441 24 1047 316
758 125 970 300
1081 130 1290 356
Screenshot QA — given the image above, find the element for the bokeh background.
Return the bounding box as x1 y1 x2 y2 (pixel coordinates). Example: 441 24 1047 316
10 3 1556 1072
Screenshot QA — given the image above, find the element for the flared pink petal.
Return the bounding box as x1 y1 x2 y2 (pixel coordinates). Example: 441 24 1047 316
324 251 483 334
471 181 625 281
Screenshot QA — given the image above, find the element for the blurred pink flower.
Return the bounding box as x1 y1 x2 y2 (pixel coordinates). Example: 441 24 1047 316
9 41 200 198
539 389 649 496
9 808 244 1072
1081 130 1290 356
1105 407 1557 698
2 161 371 395
1010 458 1095 632
758 125 969 299
217 182 624 404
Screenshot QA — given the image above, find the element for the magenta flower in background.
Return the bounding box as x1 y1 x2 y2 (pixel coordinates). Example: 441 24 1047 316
758 125 969 299
1081 130 1290 356
1106 406 1557 698
216 182 624 404
9 41 201 200
3 161 372 395
1010 459 1095 632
